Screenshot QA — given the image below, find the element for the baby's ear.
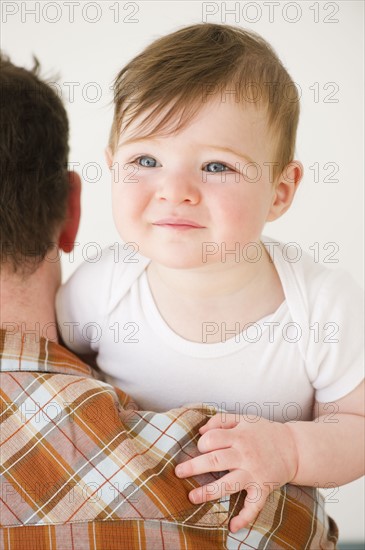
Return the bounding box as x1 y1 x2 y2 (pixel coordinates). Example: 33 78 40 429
104 146 113 169
266 160 304 222
283 161 303 189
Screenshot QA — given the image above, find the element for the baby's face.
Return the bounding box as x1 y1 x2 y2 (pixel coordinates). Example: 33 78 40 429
108 96 280 269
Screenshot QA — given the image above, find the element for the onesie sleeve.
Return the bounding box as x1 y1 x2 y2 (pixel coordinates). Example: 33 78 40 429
55 248 113 354
306 268 364 403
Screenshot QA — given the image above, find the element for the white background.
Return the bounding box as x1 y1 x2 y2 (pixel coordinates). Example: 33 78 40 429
2 0 364 543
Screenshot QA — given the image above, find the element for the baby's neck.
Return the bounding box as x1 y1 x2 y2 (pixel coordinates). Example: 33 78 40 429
145 244 284 343
147 242 273 302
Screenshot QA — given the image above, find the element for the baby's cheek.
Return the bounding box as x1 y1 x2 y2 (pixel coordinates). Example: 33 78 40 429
111 187 131 228
111 200 125 238
219 197 265 243
112 185 149 238
112 181 137 213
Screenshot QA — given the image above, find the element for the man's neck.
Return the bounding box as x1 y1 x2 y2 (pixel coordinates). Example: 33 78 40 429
0 261 61 343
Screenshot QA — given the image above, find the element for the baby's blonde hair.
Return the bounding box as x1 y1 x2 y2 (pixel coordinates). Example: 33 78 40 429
109 23 300 182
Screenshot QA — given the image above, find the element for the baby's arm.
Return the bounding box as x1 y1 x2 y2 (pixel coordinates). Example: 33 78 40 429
286 379 364 484
176 269 364 532
175 382 364 533
56 244 149 360
55 250 112 356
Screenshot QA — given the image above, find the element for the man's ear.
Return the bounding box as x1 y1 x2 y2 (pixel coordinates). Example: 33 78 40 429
266 161 303 222
59 171 81 253
105 146 113 169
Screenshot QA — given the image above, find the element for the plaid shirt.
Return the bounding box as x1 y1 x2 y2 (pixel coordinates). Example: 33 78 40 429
0 329 338 549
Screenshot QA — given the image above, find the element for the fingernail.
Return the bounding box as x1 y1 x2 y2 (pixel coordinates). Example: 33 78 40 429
175 466 183 477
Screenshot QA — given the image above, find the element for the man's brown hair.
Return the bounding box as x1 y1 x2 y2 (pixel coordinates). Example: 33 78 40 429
0 53 69 274
109 22 300 182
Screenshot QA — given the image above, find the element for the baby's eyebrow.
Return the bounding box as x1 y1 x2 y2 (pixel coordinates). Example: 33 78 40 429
118 136 155 148
117 135 170 150
118 137 254 164
207 145 254 164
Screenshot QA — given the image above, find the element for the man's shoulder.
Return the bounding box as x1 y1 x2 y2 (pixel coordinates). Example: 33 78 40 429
0 328 96 378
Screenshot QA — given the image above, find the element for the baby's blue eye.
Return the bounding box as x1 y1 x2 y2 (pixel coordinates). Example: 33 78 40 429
204 162 230 173
132 157 231 172
137 156 157 167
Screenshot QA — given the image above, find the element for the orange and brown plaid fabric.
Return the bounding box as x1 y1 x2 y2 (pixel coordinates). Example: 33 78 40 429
0 329 338 549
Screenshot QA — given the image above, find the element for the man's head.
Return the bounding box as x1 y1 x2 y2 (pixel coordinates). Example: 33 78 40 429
108 23 300 183
0 53 80 277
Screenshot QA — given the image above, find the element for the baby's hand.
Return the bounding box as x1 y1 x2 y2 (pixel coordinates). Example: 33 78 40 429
175 413 298 533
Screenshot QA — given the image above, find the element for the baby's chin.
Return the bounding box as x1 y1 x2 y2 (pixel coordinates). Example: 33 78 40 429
134 243 211 270
148 254 209 271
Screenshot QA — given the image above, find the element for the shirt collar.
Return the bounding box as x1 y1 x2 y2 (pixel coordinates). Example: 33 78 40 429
0 328 99 379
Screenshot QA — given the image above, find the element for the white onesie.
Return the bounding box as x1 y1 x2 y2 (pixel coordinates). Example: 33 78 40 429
56 236 364 420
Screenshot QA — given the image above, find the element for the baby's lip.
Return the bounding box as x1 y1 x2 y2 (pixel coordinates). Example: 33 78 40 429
153 218 205 228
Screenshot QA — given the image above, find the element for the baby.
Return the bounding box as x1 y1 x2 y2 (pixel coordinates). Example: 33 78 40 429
56 23 364 532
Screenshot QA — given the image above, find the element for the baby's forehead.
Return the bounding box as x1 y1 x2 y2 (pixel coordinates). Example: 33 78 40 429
115 98 276 167
117 96 270 144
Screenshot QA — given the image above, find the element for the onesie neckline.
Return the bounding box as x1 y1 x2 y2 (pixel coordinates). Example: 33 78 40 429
138 236 289 358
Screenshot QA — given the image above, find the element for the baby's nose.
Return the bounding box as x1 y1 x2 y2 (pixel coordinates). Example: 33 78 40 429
154 174 200 205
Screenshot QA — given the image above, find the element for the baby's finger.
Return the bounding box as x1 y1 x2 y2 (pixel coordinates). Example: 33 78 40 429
199 412 239 434
197 428 232 453
175 448 238 478
188 470 246 504
229 485 269 533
